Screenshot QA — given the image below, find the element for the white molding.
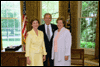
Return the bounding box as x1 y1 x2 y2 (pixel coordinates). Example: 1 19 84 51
1 18 18 19
77 1 95 55
79 16 97 18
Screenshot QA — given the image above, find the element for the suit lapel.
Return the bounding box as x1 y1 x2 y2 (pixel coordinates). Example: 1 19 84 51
51 24 55 33
43 24 49 41
30 29 37 38
44 24 55 42
50 24 55 41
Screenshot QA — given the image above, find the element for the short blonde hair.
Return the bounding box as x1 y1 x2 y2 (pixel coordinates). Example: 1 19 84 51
44 13 52 19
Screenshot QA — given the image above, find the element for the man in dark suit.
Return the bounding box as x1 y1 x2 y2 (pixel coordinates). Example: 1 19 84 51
38 13 58 66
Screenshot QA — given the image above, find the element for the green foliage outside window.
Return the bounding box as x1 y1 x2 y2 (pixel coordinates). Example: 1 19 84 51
1 1 21 48
42 1 59 25
1 1 98 49
80 1 98 49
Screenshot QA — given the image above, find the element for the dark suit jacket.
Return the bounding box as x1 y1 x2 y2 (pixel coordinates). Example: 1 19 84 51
38 24 58 58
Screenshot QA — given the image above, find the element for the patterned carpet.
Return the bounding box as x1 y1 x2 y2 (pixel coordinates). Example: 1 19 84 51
84 60 99 66
71 60 99 66
84 54 99 66
71 54 99 66
1 54 99 66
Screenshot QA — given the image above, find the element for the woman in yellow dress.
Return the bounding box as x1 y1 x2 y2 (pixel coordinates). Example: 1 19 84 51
25 19 47 66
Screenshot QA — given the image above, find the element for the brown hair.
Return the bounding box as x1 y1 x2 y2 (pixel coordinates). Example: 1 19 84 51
30 19 40 25
56 17 66 26
44 13 52 19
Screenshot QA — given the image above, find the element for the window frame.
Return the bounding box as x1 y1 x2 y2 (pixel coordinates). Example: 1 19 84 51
40 1 59 25
1 1 22 49
77 1 98 55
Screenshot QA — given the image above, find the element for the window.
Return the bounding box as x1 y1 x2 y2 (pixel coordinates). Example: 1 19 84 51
41 1 59 25
79 1 98 49
1 1 21 48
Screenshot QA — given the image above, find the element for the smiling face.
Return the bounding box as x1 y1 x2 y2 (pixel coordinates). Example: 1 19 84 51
44 15 51 25
57 20 64 29
32 20 39 29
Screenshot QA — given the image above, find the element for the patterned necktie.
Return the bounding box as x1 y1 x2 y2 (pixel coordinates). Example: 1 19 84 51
47 25 50 41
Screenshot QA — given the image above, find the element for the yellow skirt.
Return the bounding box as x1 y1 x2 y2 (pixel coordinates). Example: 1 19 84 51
27 53 43 66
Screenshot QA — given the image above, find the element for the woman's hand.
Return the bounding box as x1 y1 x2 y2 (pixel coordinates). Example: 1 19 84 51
27 57 31 65
65 56 69 61
43 55 46 62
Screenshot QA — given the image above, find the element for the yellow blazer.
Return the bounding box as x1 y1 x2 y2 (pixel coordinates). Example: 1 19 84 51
25 29 47 57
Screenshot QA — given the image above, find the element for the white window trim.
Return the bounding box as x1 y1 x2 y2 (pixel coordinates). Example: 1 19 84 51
1 1 22 49
77 1 98 55
41 1 59 25
1 18 18 19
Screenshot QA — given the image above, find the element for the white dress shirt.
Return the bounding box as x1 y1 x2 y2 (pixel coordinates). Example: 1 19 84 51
45 24 53 40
